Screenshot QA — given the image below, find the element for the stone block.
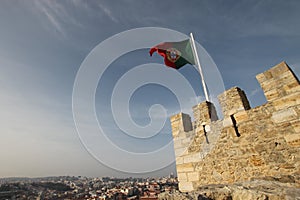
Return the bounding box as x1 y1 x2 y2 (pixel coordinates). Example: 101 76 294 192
272 92 300 110
249 155 265 166
263 70 273 79
181 138 191 146
234 110 249 123
198 152 205 160
178 181 194 192
173 139 182 149
176 135 188 140
177 163 194 173
285 85 300 94
183 153 203 163
279 163 295 169
177 172 187 181
176 157 184 165
291 120 300 133
272 108 298 123
260 79 280 93
294 105 300 115
223 117 232 127
183 154 195 164
283 81 300 91
277 70 299 85
256 73 267 83
177 131 189 138
284 134 300 147
212 170 223 182
174 147 187 157
264 89 281 101
187 172 199 182
269 61 290 77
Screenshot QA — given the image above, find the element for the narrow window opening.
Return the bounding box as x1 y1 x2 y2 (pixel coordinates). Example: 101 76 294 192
203 125 209 144
230 114 240 137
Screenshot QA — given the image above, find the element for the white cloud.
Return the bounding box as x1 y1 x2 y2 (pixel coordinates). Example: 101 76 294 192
96 2 119 23
250 88 261 97
24 0 83 38
31 0 67 37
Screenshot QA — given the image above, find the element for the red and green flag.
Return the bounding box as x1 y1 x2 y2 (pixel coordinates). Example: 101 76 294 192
149 39 195 69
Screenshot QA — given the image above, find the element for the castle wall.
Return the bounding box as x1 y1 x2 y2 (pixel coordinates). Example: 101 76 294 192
171 61 300 192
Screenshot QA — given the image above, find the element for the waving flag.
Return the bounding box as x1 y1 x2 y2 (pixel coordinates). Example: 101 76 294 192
150 33 210 101
149 39 195 69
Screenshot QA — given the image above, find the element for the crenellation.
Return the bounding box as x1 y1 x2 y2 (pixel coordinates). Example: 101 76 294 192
218 87 251 117
170 61 300 192
193 101 218 127
256 61 300 101
170 112 193 137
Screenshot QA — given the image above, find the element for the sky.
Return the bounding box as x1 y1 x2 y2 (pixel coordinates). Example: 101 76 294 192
0 0 300 178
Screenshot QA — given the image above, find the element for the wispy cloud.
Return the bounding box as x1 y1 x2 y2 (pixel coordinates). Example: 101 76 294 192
34 0 66 37
249 88 261 97
28 0 83 38
28 0 119 38
70 0 119 23
96 2 119 23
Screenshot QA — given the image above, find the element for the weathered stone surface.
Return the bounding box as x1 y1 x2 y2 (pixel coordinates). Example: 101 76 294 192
183 154 198 163
170 113 193 137
249 155 265 166
272 92 300 110
193 101 218 126
291 119 300 133
272 108 298 123
159 179 300 200
218 87 251 117
174 147 187 157
177 173 187 181
178 181 194 192
187 172 199 182
177 163 195 173
222 117 232 127
264 88 281 101
257 61 300 101
284 134 300 147
170 62 300 193
233 110 249 124
175 156 184 165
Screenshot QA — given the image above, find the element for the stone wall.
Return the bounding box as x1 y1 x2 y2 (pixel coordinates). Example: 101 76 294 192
170 61 300 192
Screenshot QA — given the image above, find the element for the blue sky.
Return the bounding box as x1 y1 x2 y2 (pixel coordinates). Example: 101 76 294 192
0 0 300 178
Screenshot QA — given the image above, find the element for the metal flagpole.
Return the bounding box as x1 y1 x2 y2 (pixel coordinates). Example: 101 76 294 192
190 32 210 102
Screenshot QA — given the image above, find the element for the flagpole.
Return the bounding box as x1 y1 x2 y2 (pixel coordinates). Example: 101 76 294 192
190 33 210 102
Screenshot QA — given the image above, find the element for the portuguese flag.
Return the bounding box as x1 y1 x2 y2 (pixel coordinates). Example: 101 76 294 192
149 39 195 69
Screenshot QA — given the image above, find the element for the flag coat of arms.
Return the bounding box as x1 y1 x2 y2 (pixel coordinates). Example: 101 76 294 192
149 39 195 69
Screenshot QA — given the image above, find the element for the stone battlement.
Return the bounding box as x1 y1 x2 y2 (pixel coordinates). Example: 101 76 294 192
170 61 300 192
